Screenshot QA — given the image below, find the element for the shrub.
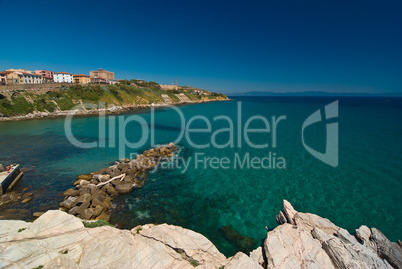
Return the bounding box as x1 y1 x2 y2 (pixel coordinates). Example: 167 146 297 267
82 219 113 228
189 260 200 267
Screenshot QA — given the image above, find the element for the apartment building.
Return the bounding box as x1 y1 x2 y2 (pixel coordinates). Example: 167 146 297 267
35 70 54 81
73 74 91 84
54 72 73 83
90 68 114 80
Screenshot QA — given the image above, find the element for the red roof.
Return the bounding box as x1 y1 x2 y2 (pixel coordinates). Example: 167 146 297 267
55 72 72 75
73 74 90 77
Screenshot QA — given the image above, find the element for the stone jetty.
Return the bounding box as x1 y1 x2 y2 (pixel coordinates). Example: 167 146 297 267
59 143 177 221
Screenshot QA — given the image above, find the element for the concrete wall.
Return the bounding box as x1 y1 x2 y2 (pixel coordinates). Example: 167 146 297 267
0 83 71 92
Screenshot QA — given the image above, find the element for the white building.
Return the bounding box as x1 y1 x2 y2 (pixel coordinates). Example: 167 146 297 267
53 72 73 83
22 72 43 84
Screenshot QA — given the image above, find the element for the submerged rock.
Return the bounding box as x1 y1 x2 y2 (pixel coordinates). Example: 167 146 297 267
219 225 257 253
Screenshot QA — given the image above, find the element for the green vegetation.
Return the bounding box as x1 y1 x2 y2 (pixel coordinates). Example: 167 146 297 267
82 219 113 228
0 80 228 117
18 228 27 233
136 226 143 234
31 266 43 269
189 259 200 267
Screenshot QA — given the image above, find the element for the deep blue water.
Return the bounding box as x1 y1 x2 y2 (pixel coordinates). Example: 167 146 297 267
0 97 401 256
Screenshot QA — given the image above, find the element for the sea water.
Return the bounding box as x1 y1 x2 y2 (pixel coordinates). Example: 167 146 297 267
0 96 401 256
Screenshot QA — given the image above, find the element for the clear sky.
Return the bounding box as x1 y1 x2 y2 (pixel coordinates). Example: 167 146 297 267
0 0 401 94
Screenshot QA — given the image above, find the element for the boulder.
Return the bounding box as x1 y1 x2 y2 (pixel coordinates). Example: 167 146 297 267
78 186 91 196
133 179 144 188
117 163 130 171
106 184 118 196
98 174 111 183
115 183 133 194
92 205 104 218
33 212 45 218
226 252 263 269
96 211 110 222
76 201 90 219
92 193 112 210
77 193 92 204
355 225 376 252
120 158 129 163
63 188 79 197
59 196 78 209
68 206 79 215
76 174 92 181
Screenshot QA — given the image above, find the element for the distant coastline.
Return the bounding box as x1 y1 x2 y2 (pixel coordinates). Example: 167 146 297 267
0 98 228 122
227 91 402 97
0 80 229 122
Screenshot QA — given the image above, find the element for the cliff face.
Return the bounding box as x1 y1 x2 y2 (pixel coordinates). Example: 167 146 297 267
0 201 401 269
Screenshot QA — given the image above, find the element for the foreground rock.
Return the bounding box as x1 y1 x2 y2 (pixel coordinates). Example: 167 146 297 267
0 200 400 268
0 210 259 269
259 200 401 269
58 143 177 221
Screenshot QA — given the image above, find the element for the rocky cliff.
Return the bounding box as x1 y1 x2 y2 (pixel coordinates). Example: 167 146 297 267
0 200 401 269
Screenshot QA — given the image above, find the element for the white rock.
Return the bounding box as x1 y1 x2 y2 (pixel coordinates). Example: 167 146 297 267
264 223 335 269
312 227 392 269
225 252 263 269
249 246 265 267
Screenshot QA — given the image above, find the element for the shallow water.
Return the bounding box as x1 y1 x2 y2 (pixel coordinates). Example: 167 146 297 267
0 97 401 257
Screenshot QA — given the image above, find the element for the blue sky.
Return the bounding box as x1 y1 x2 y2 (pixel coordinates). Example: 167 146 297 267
0 0 401 94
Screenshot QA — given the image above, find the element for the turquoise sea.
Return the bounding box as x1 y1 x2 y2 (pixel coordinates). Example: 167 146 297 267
0 96 401 256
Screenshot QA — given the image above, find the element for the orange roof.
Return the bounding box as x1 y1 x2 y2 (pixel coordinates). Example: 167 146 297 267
73 74 90 77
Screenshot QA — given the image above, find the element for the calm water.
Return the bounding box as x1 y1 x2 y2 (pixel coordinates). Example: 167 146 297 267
0 97 401 256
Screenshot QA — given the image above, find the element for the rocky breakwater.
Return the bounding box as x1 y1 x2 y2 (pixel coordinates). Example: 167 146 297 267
59 143 177 221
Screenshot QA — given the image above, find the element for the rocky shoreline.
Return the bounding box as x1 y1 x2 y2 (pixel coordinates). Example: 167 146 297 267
0 98 227 122
0 200 400 268
59 143 177 222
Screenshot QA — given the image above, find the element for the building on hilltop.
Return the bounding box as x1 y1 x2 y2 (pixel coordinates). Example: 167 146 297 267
91 77 109 84
4 71 42 84
73 74 91 84
0 72 7 85
22 72 42 84
42 76 53 83
54 72 73 83
35 70 54 79
90 69 114 80
5 69 35 74
91 77 118 85
5 71 23 84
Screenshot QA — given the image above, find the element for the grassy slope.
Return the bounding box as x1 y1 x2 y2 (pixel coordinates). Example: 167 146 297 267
0 84 228 117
